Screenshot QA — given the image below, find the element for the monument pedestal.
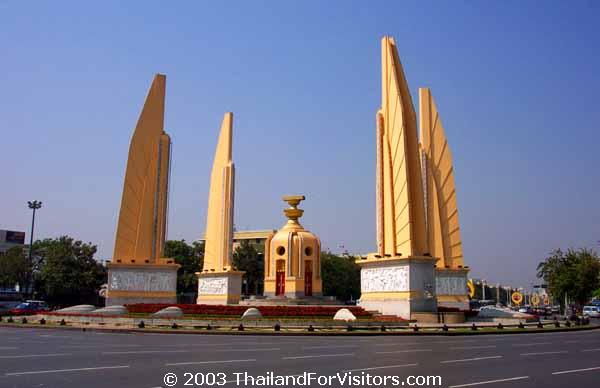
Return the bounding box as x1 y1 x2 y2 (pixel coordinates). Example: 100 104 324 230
196 271 244 305
106 262 179 306
435 268 470 310
356 256 438 319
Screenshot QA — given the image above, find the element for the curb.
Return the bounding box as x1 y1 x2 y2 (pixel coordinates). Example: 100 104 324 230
1 322 599 336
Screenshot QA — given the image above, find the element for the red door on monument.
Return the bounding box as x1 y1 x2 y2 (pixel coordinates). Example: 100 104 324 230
304 260 313 296
276 260 285 296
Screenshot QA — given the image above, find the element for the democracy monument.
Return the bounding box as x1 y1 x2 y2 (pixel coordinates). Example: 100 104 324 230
105 36 470 320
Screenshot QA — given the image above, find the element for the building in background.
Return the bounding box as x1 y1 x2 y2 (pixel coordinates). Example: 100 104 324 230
0 229 25 255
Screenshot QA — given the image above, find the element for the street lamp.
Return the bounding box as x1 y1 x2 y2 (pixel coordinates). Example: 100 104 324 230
27 200 42 264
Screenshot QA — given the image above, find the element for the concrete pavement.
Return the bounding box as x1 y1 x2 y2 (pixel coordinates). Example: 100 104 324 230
1 326 599 388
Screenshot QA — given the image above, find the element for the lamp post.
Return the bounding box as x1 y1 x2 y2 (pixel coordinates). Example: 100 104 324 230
27 200 42 297
482 279 486 301
27 201 42 262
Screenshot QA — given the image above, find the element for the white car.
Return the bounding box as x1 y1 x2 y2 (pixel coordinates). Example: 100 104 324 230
583 306 600 318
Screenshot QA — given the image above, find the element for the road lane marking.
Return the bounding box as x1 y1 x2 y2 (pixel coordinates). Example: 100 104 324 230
5 365 130 376
520 351 568 356
0 347 18 350
343 363 418 372
373 342 422 347
582 348 600 352
166 359 256 366
102 350 190 355
552 366 600 375
441 356 503 364
302 345 358 350
376 349 432 354
283 353 355 360
511 342 552 347
0 353 73 359
450 345 497 350
449 376 529 387
215 348 281 352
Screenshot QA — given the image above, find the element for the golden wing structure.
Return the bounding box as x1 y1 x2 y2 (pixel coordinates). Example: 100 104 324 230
419 88 464 268
376 36 428 258
202 112 235 272
113 74 171 264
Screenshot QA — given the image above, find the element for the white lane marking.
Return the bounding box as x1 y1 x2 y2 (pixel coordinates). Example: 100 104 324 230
166 359 256 366
450 345 497 350
564 340 581 343
0 347 18 350
552 366 600 375
5 365 130 376
441 356 503 364
215 348 280 352
376 349 432 354
373 342 422 347
102 350 189 355
582 348 600 352
0 353 72 359
61 344 143 348
282 353 355 360
343 363 418 372
511 342 552 347
449 376 529 387
520 351 568 356
302 345 358 350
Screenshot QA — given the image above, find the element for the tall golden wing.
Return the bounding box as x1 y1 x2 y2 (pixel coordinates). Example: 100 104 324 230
203 113 235 271
419 88 464 268
113 74 167 263
379 36 427 257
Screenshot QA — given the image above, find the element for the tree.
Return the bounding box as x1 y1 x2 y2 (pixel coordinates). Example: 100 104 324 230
321 252 361 301
0 246 31 290
537 248 600 307
232 240 263 295
34 236 106 307
164 240 204 295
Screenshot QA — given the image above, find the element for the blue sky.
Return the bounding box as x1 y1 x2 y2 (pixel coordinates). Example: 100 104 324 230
1 1 599 288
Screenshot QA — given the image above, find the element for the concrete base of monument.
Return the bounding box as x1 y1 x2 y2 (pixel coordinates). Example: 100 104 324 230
106 263 179 306
435 268 470 310
196 271 244 305
356 255 438 320
242 295 341 306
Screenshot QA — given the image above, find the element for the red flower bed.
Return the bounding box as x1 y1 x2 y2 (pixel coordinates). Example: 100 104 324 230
124 303 372 318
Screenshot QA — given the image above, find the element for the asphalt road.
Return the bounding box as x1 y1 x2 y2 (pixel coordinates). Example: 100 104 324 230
1 327 599 388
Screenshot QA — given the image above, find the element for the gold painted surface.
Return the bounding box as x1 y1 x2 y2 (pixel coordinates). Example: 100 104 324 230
376 36 427 258
419 88 464 268
113 74 172 264
202 113 236 272
264 196 322 295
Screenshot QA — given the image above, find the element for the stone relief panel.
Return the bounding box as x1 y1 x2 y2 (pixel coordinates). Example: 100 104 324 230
436 275 467 295
198 277 228 295
361 265 409 292
109 269 176 292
